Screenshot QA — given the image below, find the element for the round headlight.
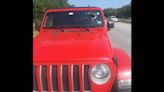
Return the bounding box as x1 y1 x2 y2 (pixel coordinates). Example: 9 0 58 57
91 63 111 84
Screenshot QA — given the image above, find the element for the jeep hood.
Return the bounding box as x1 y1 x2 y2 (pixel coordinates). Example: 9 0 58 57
33 30 114 63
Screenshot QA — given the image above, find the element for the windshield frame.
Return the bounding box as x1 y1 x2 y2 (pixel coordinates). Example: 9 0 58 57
42 10 105 29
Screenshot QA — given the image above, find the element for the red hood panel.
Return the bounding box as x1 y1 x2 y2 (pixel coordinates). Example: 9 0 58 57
33 30 113 63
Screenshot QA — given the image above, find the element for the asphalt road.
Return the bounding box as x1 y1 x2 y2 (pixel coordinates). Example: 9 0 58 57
107 22 131 57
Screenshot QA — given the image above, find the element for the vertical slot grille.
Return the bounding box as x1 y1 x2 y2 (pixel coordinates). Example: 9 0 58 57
62 65 70 91
84 65 91 91
51 65 58 91
73 65 80 91
41 65 48 91
33 66 38 91
33 64 91 91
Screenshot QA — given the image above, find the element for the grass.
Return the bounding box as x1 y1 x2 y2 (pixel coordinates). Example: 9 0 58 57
118 19 131 24
119 21 131 24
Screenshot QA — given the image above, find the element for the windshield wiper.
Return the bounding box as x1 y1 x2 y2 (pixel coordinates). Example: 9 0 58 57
56 28 65 32
43 26 90 32
48 27 66 32
42 26 65 31
72 26 90 31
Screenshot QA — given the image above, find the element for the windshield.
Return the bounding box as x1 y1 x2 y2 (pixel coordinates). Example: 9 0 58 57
43 10 104 28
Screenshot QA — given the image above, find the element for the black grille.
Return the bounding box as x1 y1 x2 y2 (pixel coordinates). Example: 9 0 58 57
41 65 48 91
62 65 70 91
73 65 80 91
33 66 38 91
51 65 58 91
84 65 91 91
33 64 91 91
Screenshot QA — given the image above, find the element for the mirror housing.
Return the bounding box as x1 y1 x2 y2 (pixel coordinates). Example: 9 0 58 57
38 24 41 32
36 23 41 32
107 19 114 31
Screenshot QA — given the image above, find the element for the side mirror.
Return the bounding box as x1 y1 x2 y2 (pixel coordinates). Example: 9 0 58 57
107 20 114 31
36 23 41 32
38 24 41 32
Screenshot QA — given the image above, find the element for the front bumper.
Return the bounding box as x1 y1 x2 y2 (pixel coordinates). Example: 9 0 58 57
118 88 131 92
118 79 131 92
118 79 131 89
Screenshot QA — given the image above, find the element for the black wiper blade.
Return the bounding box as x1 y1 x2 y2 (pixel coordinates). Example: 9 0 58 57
42 26 66 32
47 26 65 32
55 28 65 32
72 26 90 31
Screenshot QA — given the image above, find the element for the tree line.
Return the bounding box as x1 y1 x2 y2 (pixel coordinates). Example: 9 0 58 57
33 0 131 21
33 0 131 30
33 0 72 23
103 3 131 18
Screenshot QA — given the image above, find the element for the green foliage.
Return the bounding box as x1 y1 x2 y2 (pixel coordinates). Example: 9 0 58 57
33 0 70 22
103 3 131 18
33 0 71 30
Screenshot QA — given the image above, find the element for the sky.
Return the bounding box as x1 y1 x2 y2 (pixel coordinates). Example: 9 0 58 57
68 0 131 9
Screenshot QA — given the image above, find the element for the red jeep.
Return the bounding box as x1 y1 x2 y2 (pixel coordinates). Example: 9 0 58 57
33 7 131 92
